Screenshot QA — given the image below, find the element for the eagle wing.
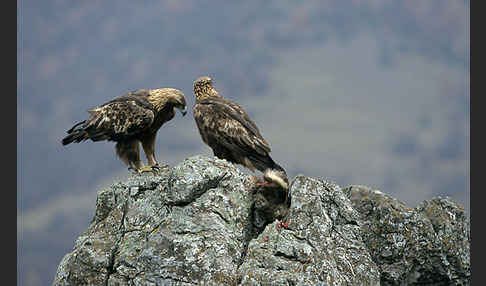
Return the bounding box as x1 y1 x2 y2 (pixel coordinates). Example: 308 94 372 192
83 95 155 141
193 98 271 157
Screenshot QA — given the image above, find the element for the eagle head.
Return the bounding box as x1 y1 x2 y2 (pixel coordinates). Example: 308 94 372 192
194 76 213 87
193 76 220 101
148 88 187 115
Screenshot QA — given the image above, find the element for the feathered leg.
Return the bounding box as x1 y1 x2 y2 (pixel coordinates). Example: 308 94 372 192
141 132 168 171
115 140 146 173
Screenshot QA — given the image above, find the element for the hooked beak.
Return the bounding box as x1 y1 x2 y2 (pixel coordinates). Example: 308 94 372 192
178 106 187 116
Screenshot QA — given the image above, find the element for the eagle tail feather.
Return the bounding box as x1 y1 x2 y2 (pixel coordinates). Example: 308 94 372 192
89 132 110 142
66 120 86 134
62 129 88 145
62 120 89 145
249 153 285 174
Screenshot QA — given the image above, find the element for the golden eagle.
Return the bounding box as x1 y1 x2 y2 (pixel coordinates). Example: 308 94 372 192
192 76 289 190
62 88 187 173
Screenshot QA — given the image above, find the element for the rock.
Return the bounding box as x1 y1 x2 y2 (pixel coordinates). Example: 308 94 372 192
53 155 471 286
238 176 381 285
54 155 256 285
343 185 471 286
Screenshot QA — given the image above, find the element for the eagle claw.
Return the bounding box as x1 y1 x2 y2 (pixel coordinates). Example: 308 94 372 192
152 164 169 171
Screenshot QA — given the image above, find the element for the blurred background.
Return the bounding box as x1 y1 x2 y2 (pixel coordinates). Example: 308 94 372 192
17 1 469 285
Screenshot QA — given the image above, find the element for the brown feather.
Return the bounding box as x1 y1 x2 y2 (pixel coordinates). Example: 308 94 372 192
192 76 288 189
62 88 186 172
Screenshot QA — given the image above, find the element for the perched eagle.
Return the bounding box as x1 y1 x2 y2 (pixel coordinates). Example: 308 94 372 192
192 76 289 190
62 88 187 173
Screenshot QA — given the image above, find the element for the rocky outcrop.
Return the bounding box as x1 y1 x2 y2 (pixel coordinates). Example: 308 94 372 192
53 155 470 285
238 176 380 285
344 185 471 285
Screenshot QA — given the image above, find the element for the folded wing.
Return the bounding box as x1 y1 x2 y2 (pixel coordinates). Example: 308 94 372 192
194 97 271 159
85 98 155 141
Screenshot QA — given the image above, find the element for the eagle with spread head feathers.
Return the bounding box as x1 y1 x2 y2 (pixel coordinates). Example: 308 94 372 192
62 88 187 173
192 76 289 190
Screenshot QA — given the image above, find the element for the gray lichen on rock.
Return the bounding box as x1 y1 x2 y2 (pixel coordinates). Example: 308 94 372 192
343 185 471 286
238 176 381 285
53 155 470 286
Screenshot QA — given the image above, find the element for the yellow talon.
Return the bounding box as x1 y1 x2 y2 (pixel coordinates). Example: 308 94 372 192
140 164 170 174
134 165 156 174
